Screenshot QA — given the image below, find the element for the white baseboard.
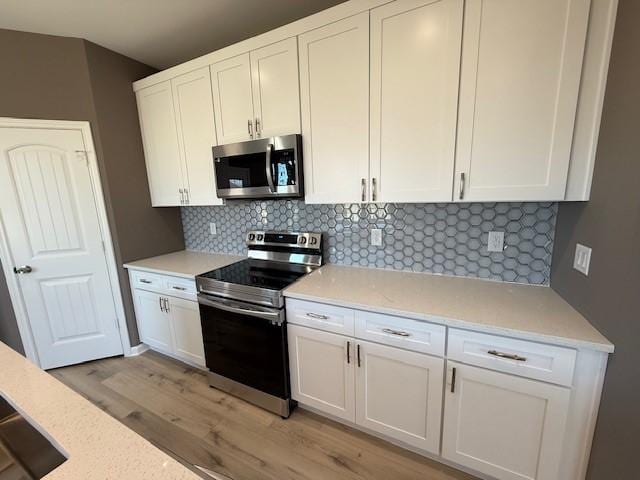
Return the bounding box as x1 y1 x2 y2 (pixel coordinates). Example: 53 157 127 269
126 343 150 357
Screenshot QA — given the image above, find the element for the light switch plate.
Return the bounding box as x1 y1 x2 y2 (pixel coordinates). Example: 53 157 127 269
573 243 592 276
209 222 217 236
487 231 505 252
371 228 383 247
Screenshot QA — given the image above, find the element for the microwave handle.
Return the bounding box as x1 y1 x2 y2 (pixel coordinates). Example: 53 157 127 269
265 143 276 193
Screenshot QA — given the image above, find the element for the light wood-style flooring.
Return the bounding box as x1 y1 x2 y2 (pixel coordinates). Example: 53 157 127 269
51 351 476 480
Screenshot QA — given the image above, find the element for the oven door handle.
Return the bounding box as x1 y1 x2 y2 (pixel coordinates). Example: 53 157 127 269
198 294 283 324
265 143 276 193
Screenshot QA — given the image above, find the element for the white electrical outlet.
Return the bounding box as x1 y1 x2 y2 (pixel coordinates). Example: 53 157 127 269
573 243 592 276
371 228 383 247
487 231 505 252
209 222 217 236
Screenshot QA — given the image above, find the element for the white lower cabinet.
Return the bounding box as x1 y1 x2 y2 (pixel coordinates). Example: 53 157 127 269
288 324 443 453
288 325 355 421
168 296 206 367
133 289 173 353
129 270 206 368
356 340 443 454
442 362 571 480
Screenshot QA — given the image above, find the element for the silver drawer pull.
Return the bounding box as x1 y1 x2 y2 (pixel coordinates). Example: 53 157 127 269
172 286 187 291
139 279 152 284
382 328 411 337
306 312 330 320
488 350 527 362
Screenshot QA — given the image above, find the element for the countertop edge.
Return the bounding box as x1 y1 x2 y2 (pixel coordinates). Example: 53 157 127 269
282 290 615 354
123 263 197 279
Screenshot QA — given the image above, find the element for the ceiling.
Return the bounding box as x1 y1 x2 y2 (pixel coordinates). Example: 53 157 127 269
0 0 347 69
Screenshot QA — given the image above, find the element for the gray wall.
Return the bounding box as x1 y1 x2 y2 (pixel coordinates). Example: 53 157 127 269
550 0 640 478
0 29 185 350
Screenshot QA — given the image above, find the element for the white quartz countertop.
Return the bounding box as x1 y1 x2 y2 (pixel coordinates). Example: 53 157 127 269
284 265 614 353
124 250 243 278
0 342 201 480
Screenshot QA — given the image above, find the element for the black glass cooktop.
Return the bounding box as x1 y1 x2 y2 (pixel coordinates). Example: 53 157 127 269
199 259 313 291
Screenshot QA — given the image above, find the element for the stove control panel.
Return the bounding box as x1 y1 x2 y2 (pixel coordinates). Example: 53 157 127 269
246 231 322 250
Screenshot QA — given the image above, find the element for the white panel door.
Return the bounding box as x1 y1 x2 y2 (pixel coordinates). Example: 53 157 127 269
299 13 370 204
210 54 255 144
442 362 571 480
133 289 172 354
370 0 462 203
0 128 123 369
136 81 184 206
168 296 205 367
355 340 444 453
454 0 591 201
288 325 355 421
250 37 301 138
172 67 222 206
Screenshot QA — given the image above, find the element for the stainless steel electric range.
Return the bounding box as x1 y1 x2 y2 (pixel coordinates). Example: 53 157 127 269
196 231 322 418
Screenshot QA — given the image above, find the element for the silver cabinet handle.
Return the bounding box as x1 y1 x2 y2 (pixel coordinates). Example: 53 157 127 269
248 119 253 138
372 177 377 202
163 298 170 313
184 188 189 205
179 188 184 205
357 344 361 368
381 328 411 337
306 312 329 320
459 172 465 200
265 143 276 193
172 286 186 291
255 118 261 137
361 178 366 202
488 350 527 362
159 297 164 312
346 341 351 364
13 265 33 274
139 279 152 284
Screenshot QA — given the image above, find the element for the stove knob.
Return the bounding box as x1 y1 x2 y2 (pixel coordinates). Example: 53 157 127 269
248 233 255 241
298 236 307 245
310 237 318 245
257 234 264 241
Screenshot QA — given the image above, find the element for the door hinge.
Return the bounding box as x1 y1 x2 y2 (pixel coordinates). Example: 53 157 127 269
101 240 106 252
75 150 89 167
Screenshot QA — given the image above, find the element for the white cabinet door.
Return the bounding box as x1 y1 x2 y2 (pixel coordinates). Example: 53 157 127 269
211 53 255 144
167 296 206 367
250 37 301 138
355 340 443 454
172 67 222 206
454 0 591 201
442 362 571 480
288 325 355 421
370 0 462 203
136 81 184 206
133 289 173 353
299 13 370 204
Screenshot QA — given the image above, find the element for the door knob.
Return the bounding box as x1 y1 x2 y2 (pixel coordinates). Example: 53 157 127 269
13 265 33 274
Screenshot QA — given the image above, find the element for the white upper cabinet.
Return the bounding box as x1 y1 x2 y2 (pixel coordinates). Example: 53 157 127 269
250 37 301 138
136 81 184 207
210 54 255 144
299 13 370 204
172 67 222 206
370 0 463 203
454 0 591 202
212 38 301 145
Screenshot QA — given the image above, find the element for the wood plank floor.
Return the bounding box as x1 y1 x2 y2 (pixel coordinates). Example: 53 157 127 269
50 351 477 480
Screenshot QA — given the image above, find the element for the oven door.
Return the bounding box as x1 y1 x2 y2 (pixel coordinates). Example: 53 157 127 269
213 134 302 199
198 294 290 400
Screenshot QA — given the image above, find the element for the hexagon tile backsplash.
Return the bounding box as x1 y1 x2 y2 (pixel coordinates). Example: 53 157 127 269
181 201 557 285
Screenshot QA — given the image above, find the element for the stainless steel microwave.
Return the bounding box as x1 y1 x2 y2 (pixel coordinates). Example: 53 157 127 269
212 134 303 200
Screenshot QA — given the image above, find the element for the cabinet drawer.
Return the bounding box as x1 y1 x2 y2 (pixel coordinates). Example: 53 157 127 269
355 311 445 356
130 270 166 291
286 299 355 336
166 277 197 300
448 329 577 386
